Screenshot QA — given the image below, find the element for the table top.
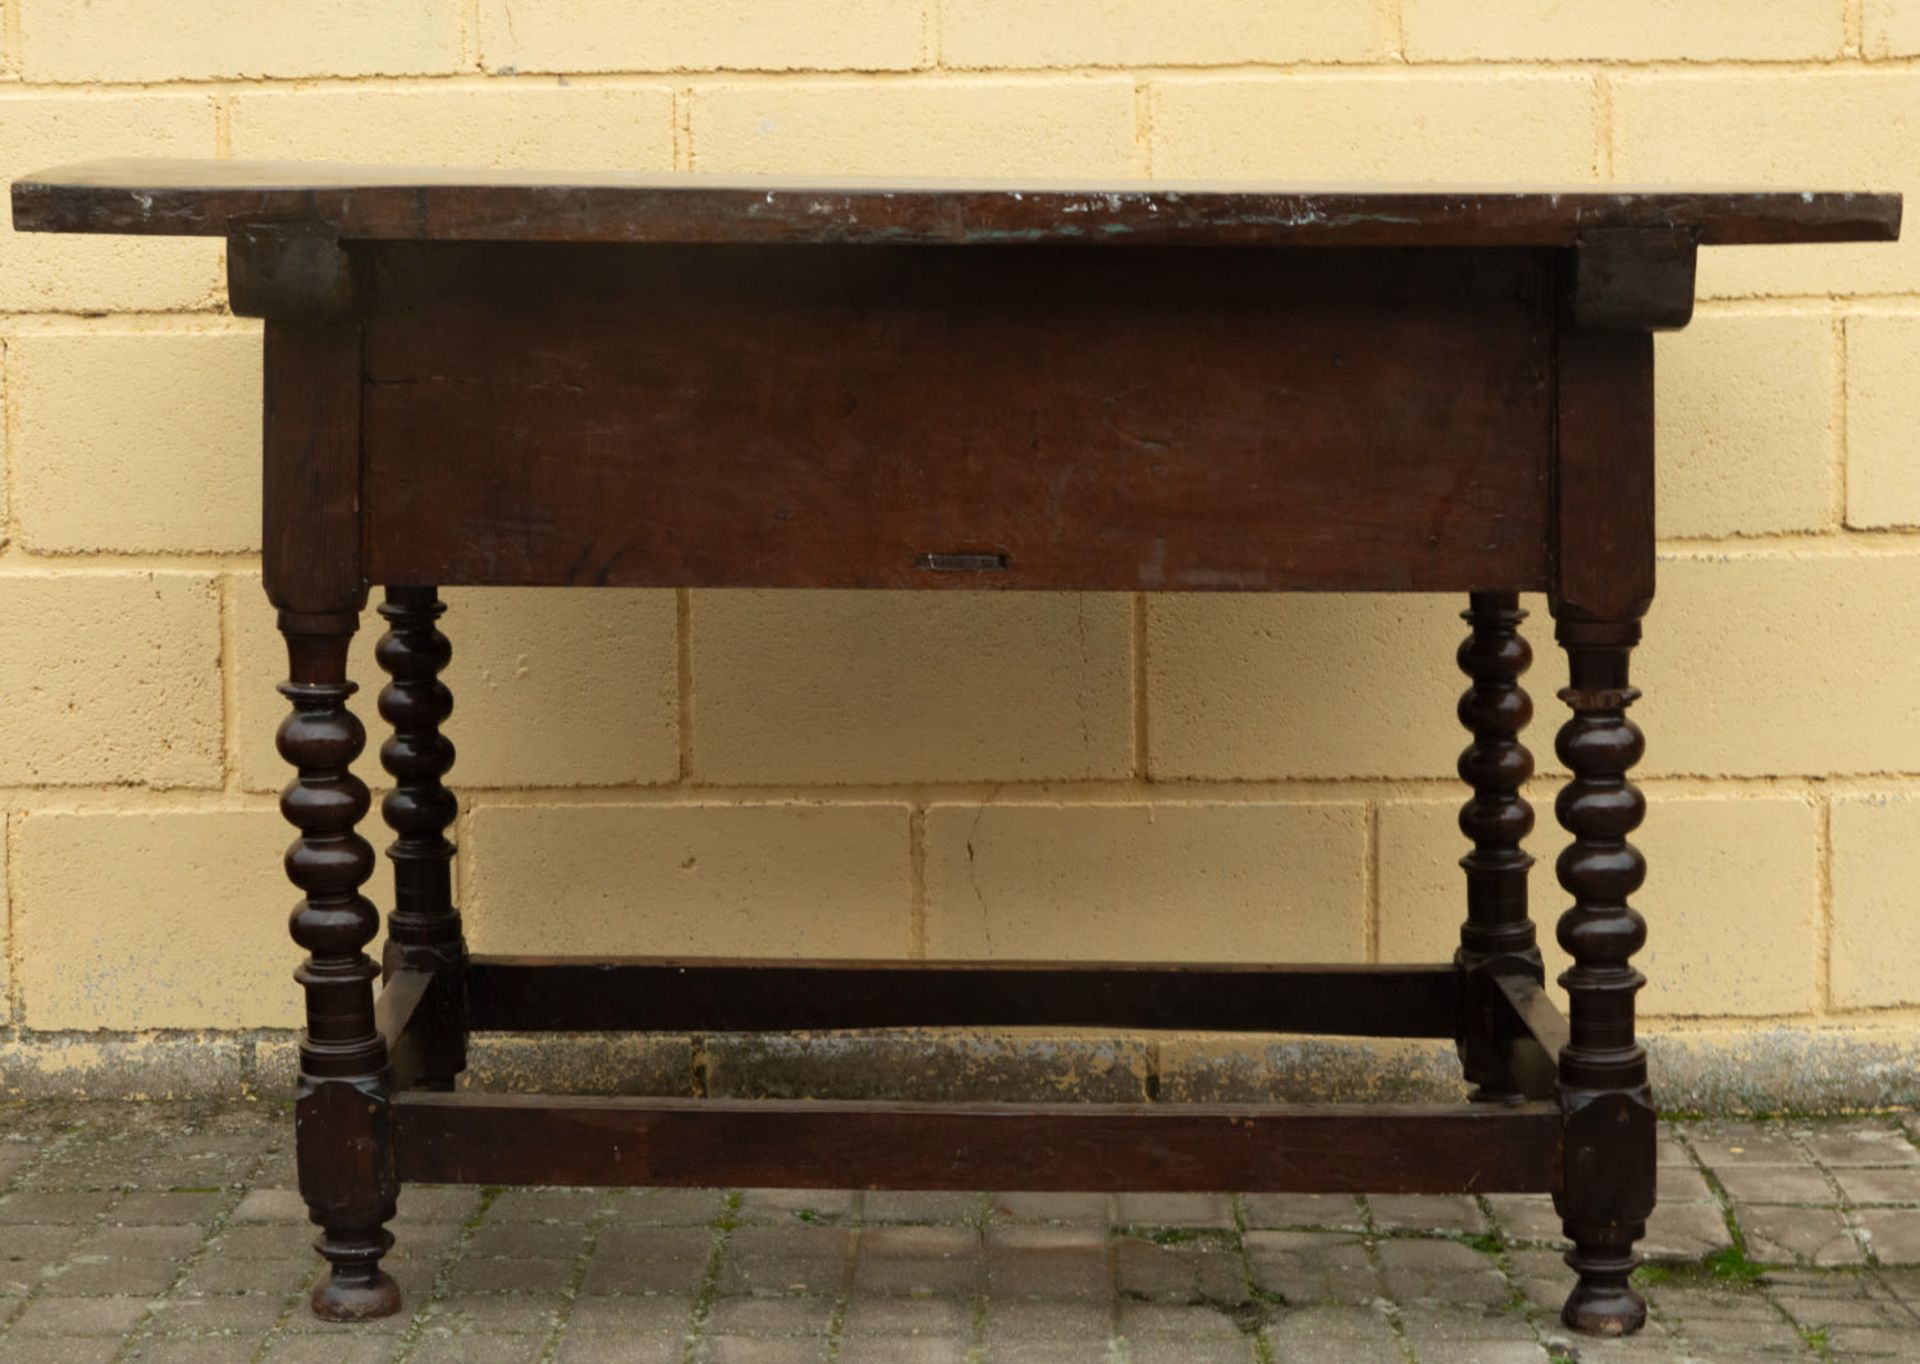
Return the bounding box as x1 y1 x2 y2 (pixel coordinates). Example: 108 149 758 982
10 158 1902 248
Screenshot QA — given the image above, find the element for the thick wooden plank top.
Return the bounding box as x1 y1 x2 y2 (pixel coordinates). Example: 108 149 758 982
11 158 1901 248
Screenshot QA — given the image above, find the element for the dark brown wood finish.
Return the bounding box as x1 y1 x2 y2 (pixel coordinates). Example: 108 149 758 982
1549 612 1655 1336
1553 331 1657 621
1454 592 1544 1104
14 159 1893 1338
376 587 466 1090
1467 971 1571 1106
275 607 398 1321
464 957 1462 1036
1495 972 1573 1066
259 269 401 1321
1567 228 1699 331
1546 324 1659 1337
372 967 435 1095
359 242 1553 593
11 159 1900 248
229 222 355 322
260 320 361 612
393 1093 1563 1194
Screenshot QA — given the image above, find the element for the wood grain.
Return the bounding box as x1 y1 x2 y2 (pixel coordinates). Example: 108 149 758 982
11 158 1901 248
393 1092 1563 1193
373 967 434 1096
1552 332 1656 623
1494 971 1571 1065
362 242 1555 592
261 321 364 614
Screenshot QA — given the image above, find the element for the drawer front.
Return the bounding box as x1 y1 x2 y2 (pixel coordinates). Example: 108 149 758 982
362 242 1553 592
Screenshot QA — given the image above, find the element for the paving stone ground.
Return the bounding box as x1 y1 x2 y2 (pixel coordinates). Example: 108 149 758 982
1 1103 1918 1361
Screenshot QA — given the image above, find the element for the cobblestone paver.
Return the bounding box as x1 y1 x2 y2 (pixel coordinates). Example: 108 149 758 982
0 1103 1918 1361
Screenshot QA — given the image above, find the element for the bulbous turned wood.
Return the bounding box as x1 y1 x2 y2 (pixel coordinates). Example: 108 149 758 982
277 678 380 1062
375 586 468 1094
1552 684 1650 1072
277 615 401 1321
1454 593 1541 1104
376 586 461 960
1455 592 1538 961
1551 619 1654 1337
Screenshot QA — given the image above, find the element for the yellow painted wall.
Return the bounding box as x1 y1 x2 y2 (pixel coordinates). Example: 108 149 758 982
1 1 1918 1079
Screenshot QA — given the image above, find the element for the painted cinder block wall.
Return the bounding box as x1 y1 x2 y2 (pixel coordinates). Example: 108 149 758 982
1 0 1918 1103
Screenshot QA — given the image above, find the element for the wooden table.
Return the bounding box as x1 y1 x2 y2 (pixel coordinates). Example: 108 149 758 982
12 161 1899 1337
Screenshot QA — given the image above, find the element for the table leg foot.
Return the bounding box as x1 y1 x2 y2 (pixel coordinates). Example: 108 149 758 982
1561 1241 1646 1336
310 1226 402 1321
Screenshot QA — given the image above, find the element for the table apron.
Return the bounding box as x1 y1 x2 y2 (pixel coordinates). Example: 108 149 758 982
354 241 1556 593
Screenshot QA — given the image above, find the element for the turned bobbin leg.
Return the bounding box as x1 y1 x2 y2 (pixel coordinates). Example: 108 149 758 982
1550 614 1655 1336
377 585 467 1089
1454 592 1542 1104
279 608 401 1321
